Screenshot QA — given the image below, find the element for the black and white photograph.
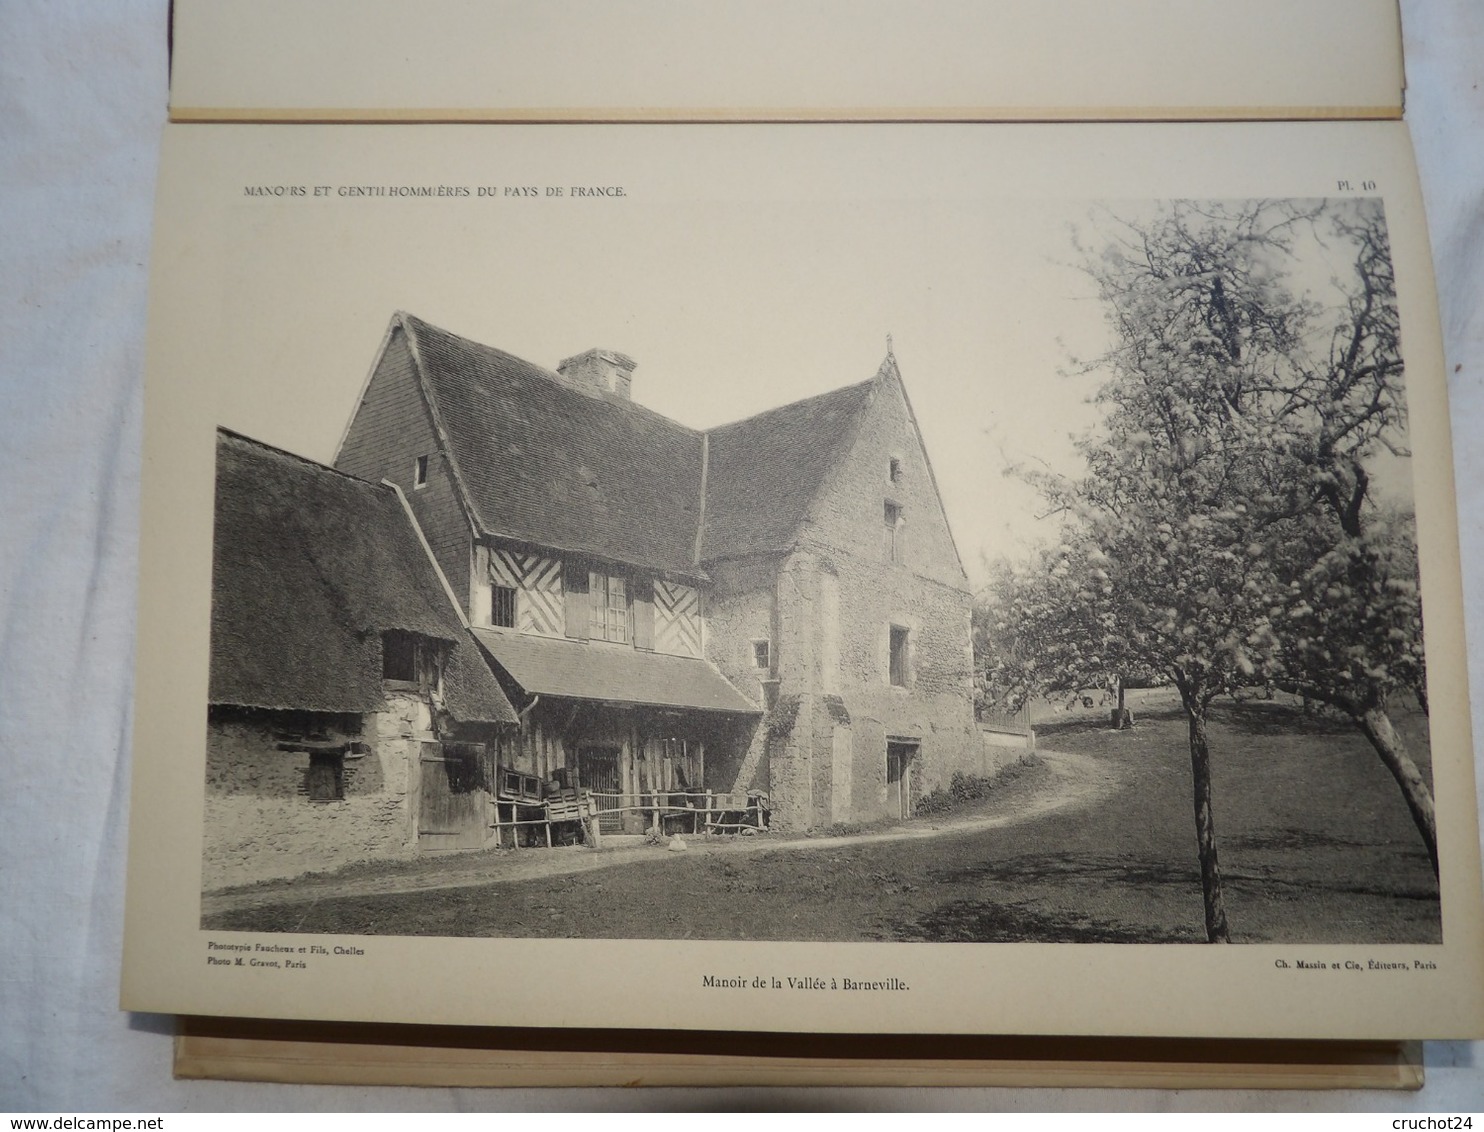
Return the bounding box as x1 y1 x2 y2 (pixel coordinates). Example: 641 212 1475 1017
121 121 1483 1039
195 193 1433 945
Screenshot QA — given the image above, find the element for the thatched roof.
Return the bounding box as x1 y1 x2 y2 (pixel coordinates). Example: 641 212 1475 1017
209 429 517 723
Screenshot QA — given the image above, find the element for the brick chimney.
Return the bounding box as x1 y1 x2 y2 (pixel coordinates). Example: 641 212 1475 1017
556 348 637 399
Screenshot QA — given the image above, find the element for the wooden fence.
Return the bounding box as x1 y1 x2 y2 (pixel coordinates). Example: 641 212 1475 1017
490 788 768 848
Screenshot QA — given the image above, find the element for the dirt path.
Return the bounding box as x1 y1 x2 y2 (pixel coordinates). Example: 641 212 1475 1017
204 704 1443 944
200 749 1117 919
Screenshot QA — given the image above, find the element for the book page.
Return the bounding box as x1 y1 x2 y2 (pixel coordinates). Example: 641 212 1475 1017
122 120 1483 1039
168 0 1404 122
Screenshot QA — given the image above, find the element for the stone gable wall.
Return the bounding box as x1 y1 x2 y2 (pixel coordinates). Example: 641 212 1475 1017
764 374 981 829
799 371 968 593
335 326 472 611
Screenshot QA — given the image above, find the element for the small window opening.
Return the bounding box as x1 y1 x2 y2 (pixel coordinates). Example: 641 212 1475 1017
884 501 902 564
382 630 443 692
307 751 345 802
414 454 429 488
752 640 771 670
889 456 902 483
889 625 910 687
492 585 517 628
382 630 418 681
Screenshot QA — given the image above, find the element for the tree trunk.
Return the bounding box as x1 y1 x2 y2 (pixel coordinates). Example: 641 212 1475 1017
1357 707 1439 878
1110 676 1130 730
1186 705 1231 943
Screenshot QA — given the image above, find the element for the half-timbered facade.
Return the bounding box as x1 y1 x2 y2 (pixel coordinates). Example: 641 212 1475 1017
334 313 984 834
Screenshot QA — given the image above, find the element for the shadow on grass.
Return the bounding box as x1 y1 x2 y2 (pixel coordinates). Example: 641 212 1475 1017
939 845 1438 902
1033 704 1186 743
1212 698 1354 737
906 847 1439 944
893 900 1202 944
929 853 1199 890
886 852 1205 942
1036 697 1354 743
1223 870 1441 905
1228 828 1375 854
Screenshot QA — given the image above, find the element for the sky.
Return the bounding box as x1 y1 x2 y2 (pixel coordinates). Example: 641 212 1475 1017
187 128 1414 590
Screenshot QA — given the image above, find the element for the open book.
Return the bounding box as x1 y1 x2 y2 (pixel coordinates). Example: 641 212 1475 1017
122 2 1484 1065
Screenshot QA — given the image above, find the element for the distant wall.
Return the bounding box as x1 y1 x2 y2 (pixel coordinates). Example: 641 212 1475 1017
981 728 1035 776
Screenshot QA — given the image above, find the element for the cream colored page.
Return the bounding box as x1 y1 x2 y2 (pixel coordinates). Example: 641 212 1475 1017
168 0 1403 121
123 120 1481 1039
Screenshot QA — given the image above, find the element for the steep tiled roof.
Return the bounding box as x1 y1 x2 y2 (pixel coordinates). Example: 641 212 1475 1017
392 313 887 571
210 430 517 724
402 315 706 576
700 379 876 561
472 627 759 714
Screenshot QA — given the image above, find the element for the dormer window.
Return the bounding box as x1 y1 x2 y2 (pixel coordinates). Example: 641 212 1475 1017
382 630 418 682
414 454 429 489
382 630 443 693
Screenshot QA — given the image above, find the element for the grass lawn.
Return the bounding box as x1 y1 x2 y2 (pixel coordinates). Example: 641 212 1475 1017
973 691 1441 944
203 692 1441 944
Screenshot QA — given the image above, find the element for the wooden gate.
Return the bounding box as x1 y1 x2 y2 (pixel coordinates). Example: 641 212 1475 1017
418 742 487 850
578 746 624 833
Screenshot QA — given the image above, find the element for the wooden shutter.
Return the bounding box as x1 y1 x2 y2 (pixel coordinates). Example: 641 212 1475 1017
589 570 608 640
632 577 654 651
563 560 589 640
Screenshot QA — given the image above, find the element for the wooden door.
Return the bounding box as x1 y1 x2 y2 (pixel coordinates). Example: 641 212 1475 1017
418 742 487 850
578 746 624 833
886 741 917 822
